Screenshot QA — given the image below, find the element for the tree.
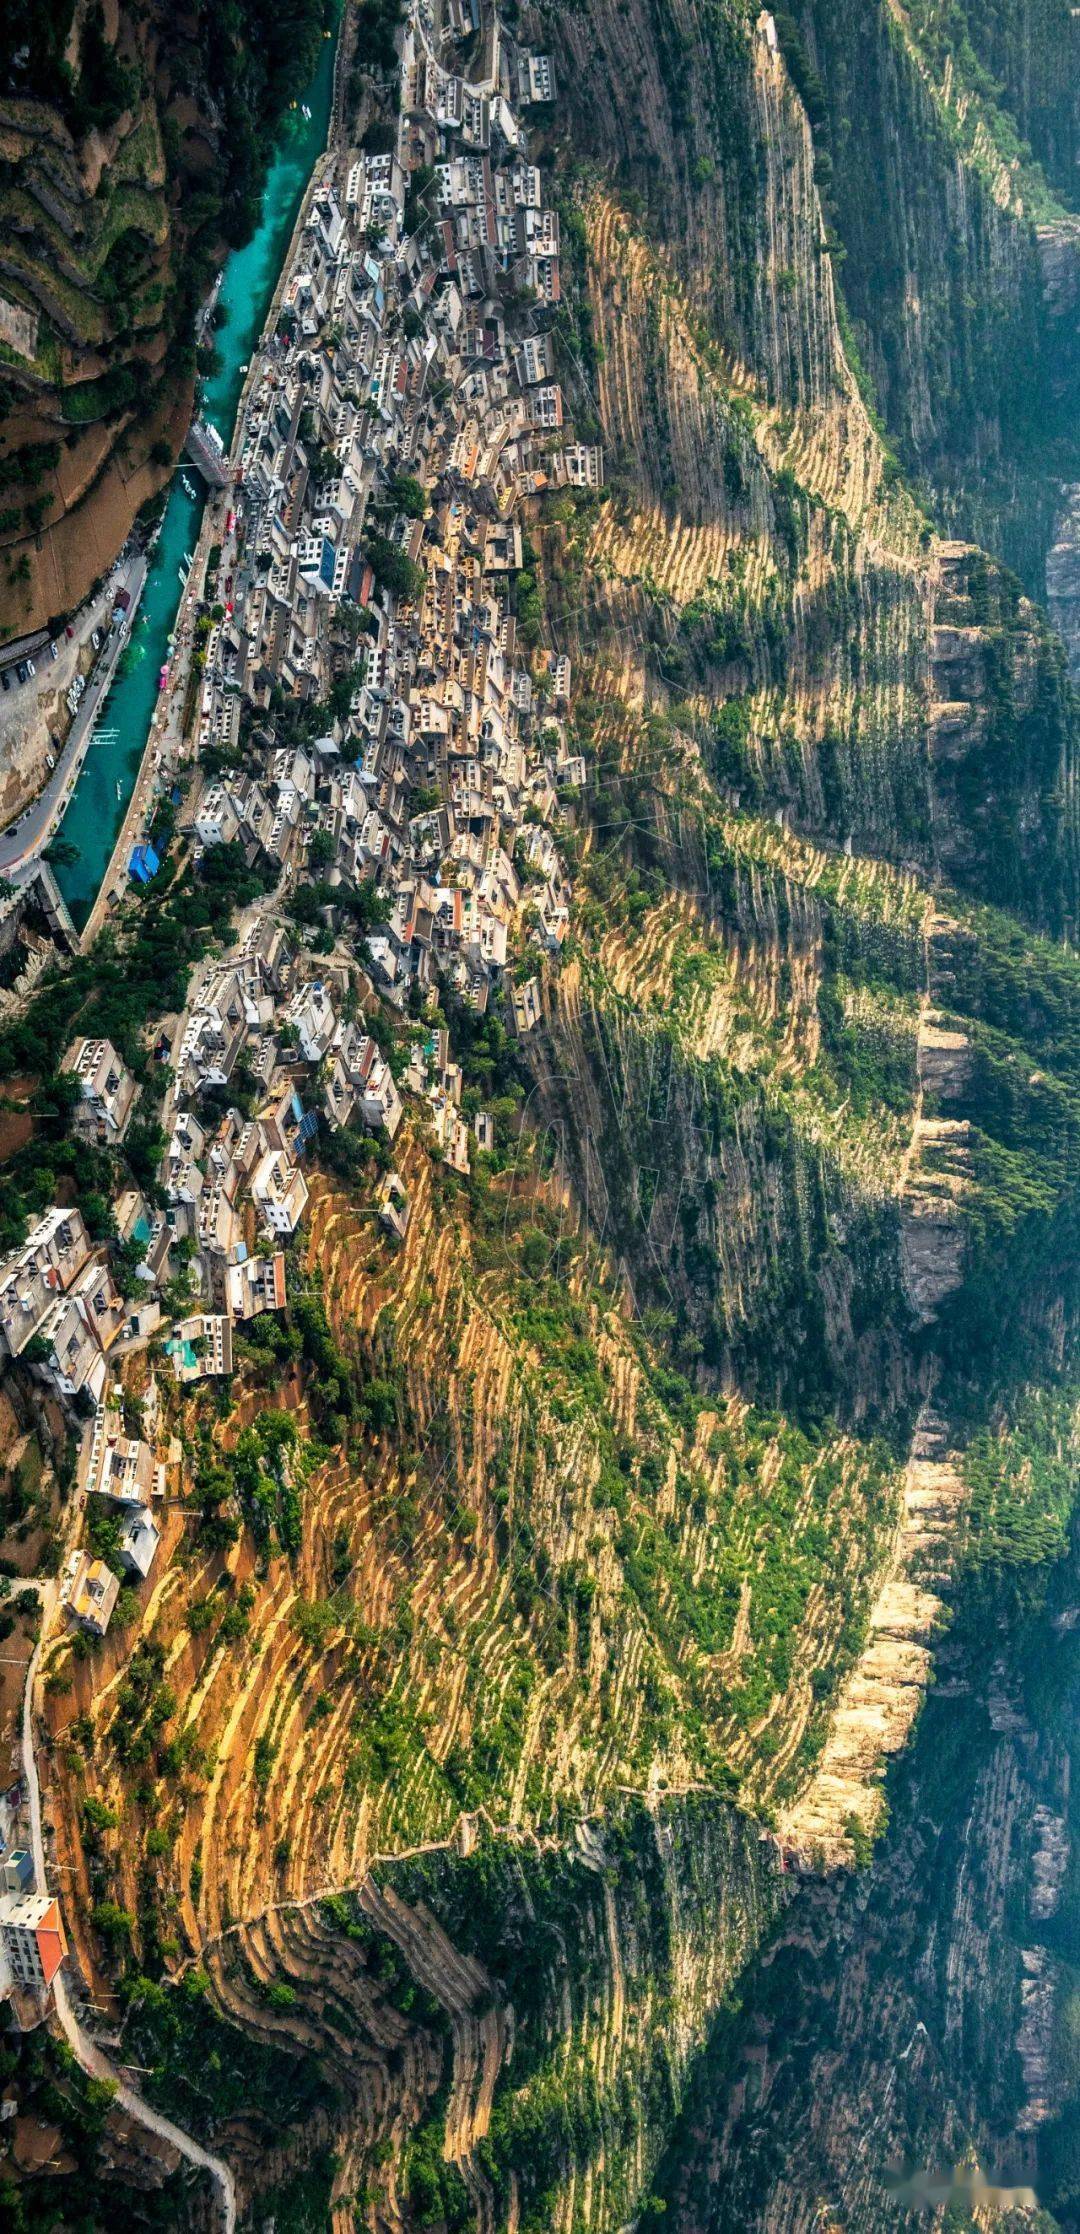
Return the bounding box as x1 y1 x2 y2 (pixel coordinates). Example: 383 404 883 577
388 472 427 518
365 534 424 603
325 672 356 725
361 1377 397 1433
66 6 139 136
91 1898 133 1948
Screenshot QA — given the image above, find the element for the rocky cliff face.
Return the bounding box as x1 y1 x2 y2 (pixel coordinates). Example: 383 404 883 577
651 1391 1080 2232
20 0 1080 2229
947 0 1080 206
1049 484 1080 681
791 0 1080 592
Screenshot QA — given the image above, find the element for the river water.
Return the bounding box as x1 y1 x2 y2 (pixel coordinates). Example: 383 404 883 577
54 33 336 928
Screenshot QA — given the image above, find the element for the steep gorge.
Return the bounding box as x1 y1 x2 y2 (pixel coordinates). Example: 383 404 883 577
8 0 1080 2229
650 1389 1080 2232
790 0 1080 590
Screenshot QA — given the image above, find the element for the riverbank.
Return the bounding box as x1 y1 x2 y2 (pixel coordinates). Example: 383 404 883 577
77 513 214 943
50 31 340 934
0 553 146 879
0 565 135 839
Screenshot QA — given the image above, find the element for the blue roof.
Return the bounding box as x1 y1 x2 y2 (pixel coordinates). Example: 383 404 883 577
292 1107 319 1155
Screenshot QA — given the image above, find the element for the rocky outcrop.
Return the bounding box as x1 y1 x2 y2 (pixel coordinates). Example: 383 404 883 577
900 967 973 1324
777 1404 963 1862
1048 483 1080 681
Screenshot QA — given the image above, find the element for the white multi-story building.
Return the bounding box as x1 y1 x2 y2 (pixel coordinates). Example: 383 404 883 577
61 1038 137 1145
251 1150 310 1236
0 1208 92 1359
0 1894 67 2001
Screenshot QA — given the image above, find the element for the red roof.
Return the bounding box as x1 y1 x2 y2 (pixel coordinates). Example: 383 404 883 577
36 1898 67 1987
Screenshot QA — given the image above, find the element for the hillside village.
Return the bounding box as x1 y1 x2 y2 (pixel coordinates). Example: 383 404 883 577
2 0 1080 2220
0 0 602 2010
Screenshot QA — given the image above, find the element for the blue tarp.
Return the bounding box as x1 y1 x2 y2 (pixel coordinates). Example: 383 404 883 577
129 840 161 884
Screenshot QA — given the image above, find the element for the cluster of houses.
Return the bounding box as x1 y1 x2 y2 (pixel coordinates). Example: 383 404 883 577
0 935 490 1631
0 1 605 2017
187 0 598 1031
0 1204 126 1408
0 1197 166 1636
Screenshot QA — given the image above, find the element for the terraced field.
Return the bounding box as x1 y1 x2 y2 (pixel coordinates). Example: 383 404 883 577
12 0 1080 2225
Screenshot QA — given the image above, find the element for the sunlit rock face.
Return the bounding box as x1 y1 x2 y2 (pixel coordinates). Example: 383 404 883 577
1048 485 1080 682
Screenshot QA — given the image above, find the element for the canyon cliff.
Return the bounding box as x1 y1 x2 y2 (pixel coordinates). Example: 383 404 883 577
3 1 1080 2231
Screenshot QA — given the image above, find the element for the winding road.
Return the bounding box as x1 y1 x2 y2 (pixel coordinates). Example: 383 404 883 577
19 1573 237 2229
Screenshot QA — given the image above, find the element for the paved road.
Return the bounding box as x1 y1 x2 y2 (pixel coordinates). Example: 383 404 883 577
79 493 225 945
19 1531 236 2230
0 550 146 878
50 1973 237 2233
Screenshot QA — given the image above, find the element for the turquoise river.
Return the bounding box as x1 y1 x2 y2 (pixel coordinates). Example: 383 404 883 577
54 32 336 928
